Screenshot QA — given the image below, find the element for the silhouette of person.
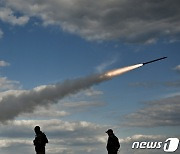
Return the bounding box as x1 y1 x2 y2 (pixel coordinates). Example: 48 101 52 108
33 126 48 154
106 129 120 154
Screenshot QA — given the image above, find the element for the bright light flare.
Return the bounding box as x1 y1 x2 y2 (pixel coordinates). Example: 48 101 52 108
103 64 143 78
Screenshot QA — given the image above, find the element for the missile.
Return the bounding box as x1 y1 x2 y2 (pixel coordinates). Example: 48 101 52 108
143 57 167 65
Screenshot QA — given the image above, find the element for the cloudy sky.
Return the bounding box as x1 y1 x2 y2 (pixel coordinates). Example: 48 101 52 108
0 0 180 153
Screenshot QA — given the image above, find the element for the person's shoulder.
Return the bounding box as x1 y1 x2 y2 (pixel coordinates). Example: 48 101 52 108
113 135 119 140
39 132 46 137
42 132 47 136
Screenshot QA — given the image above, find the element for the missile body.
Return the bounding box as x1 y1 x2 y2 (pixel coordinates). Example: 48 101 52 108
143 57 167 65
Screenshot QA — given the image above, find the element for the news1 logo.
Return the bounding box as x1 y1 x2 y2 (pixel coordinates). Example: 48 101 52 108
164 138 179 152
132 138 179 152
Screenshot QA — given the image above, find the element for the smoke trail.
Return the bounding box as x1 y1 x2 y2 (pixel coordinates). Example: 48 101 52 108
0 64 142 122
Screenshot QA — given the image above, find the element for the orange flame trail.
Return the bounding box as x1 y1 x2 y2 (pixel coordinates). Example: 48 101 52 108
102 64 143 78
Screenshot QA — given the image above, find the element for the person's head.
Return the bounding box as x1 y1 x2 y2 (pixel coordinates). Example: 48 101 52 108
106 129 114 136
34 126 41 134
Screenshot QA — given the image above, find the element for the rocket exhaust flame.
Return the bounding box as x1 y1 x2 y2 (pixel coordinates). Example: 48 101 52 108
102 64 143 78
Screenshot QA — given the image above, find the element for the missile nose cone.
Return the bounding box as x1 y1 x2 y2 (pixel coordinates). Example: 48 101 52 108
143 57 167 65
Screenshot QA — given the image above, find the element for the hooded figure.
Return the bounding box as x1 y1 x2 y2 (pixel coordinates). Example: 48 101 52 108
33 126 48 154
106 129 120 154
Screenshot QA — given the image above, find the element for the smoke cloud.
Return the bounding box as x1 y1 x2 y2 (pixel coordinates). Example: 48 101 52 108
0 64 142 122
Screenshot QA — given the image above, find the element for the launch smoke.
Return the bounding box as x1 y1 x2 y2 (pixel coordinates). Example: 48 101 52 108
0 64 142 122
